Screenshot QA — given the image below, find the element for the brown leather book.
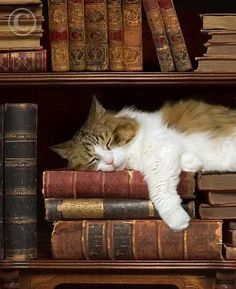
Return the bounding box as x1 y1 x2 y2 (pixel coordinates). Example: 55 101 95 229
51 220 223 260
44 198 195 221
197 172 236 191
68 0 86 71
199 204 236 219
42 170 195 199
224 230 236 247
0 50 47 73
227 221 236 230
157 0 192 72
84 0 108 71
202 191 236 206
48 0 70 71
142 0 175 72
123 0 142 71
107 0 124 71
195 56 236 73
224 244 236 260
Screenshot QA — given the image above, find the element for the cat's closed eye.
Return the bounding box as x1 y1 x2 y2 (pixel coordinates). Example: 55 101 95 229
88 157 99 165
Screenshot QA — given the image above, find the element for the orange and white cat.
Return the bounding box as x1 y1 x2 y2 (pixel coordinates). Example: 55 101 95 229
51 97 236 231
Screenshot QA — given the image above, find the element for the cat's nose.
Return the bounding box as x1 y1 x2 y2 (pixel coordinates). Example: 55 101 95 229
105 155 114 165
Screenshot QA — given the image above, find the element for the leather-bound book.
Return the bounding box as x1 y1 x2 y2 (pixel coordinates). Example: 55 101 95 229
0 50 47 73
42 170 195 199
142 0 175 72
224 244 236 260
68 0 86 71
0 106 3 259
48 0 70 71
51 220 223 260
224 230 236 247
228 221 236 230
2 0 41 3
157 0 192 72
197 172 236 191
199 204 236 220
44 198 195 221
123 0 142 71
4 104 37 260
202 191 236 206
84 0 108 71
107 0 124 71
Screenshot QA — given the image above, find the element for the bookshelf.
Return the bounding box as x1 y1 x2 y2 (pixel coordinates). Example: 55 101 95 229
1 0 236 288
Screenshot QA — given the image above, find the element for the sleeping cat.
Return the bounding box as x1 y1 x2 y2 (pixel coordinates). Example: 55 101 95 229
51 97 236 231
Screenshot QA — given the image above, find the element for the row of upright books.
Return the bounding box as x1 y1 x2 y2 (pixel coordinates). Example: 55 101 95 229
48 0 192 72
196 13 236 72
0 0 46 72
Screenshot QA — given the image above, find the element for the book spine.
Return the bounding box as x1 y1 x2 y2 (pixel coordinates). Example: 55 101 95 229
157 0 192 72
0 106 3 259
123 0 142 71
225 230 236 247
44 198 195 221
84 0 108 71
68 0 86 71
107 0 124 71
48 0 70 71
4 104 37 260
0 50 47 73
43 170 195 199
224 244 236 260
142 0 175 72
51 220 223 259
197 173 236 191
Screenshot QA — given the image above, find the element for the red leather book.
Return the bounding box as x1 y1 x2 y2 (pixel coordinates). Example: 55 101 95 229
42 170 195 199
0 50 47 72
51 220 223 260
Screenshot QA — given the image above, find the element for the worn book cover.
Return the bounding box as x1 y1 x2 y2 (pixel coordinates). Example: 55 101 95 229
224 244 236 260
197 172 236 191
51 220 223 260
224 230 236 247
200 13 236 31
157 0 192 71
44 198 195 221
142 0 175 71
48 0 70 71
42 170 195 199
199 204 236 220
68 0 86 71
203 190 236 206
4 104 37 260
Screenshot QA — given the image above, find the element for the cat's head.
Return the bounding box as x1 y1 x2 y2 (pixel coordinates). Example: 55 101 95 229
50 97 139 171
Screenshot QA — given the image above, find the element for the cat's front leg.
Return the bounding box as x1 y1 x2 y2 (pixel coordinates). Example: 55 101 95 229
143 144 190 231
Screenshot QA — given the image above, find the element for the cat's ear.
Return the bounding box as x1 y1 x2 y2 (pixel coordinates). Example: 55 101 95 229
87 96 105 123
49 140 73 159
114 118 139 144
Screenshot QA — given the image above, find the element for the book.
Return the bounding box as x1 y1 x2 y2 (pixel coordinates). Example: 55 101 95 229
51 220 223 260
0 106 3 259
123 0 142 71
207 31 236 43
68 0 86 71
48 0 70 71
202 191 236 206
157 0 192 72
0 50 47 73
0 0 41 3
0 4 43 18
200 13 236 31
84 0 108 71
0 17 44 33
204 42 236 55
197 172 236 191
195 56 236 72
107 0 124 71
42 170 195 199
224 244 236 260
44 198 195 221
4 103 37 260
199 204 236 220
142 0 175 72
224 230 236 247
227 221 236 230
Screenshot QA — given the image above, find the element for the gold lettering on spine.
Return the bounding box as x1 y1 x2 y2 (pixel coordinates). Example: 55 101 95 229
148 201 155 217
184 229 188 260
57 199 104 219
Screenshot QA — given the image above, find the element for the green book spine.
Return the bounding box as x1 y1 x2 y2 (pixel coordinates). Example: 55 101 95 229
4 103 37 260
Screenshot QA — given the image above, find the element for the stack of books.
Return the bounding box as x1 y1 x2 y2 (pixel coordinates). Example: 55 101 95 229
0 0 46 73
42 169 223 260
48 0 192 72
195 13 236 72
197 172 236 260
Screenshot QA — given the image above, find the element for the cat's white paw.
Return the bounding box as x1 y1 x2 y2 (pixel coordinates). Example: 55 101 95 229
180 152 202 172
162 206 190 232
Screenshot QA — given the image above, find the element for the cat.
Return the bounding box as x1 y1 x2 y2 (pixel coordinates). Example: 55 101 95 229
51 97 236 231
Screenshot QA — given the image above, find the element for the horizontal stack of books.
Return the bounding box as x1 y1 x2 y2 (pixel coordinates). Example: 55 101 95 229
0 0 46 73
195 13 236 72
42 169 223 260
48 0 192 72
197 172 236 260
